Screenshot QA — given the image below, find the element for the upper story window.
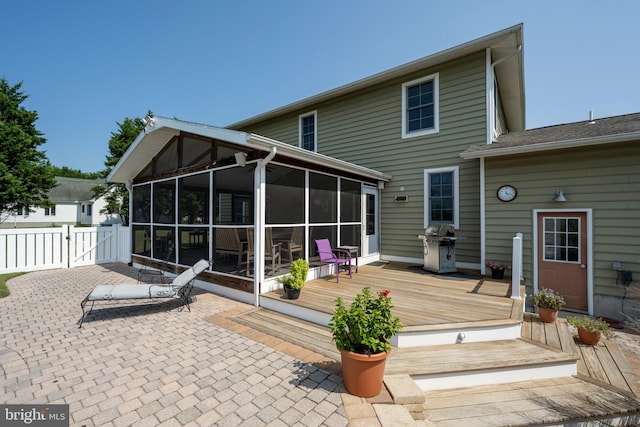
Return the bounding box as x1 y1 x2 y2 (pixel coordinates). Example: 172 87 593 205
299 111 317 152
424 166 458 228
402 73 439 139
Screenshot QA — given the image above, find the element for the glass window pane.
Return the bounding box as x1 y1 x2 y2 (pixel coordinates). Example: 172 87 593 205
568 219 579 232
556 219 566 232
179 173 210 224
544 218 555 231
132 184 151 223
545 232 555 245
309 172 337 223
544 247 555 260
567 248 579 262
266 165 305 224
153 181 175 224
568 233 579 247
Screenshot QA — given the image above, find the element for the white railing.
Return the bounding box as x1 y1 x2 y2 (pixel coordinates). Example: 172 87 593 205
0 225 130 273
511 232 523 300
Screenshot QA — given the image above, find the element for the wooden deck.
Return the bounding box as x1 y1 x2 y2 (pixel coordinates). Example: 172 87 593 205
262 260 521 327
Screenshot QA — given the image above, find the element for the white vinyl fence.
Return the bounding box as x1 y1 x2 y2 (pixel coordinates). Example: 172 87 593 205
0 225 130 273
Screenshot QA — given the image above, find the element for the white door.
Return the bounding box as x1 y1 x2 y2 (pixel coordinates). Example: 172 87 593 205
362 186 379 256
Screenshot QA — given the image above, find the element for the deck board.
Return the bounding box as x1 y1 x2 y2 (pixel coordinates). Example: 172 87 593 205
263 261 518 327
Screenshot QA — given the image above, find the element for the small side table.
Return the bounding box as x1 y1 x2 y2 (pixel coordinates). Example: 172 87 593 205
337 245 359 273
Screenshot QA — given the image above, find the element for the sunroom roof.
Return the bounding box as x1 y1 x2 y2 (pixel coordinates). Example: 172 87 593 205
107 116 392 184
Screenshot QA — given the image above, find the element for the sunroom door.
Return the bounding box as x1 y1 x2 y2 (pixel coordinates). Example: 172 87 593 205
362 187 379 256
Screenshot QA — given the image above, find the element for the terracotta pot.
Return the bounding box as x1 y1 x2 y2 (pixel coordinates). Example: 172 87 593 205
491 268 505 280
577 328 601 345
339 349 389 397
537 307 558 323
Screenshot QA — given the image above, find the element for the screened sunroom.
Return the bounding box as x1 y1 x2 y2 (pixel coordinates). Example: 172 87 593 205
108 117 390 304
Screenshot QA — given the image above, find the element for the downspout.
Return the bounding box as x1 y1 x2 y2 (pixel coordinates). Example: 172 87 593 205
253 147 277 307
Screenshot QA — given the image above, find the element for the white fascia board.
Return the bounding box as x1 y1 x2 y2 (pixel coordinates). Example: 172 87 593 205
460 132 640 160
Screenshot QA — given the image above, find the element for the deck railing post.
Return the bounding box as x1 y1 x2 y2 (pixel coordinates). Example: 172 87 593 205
511 233 523 300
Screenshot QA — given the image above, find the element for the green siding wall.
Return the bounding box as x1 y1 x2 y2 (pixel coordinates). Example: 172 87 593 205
236 51 488 264
484 141 640 301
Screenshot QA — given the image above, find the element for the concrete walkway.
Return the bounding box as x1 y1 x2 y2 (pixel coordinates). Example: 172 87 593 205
0 263 348 426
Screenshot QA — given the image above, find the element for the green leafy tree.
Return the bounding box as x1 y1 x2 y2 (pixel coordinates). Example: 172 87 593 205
0 78 57 223
92 114 149 225
51 165 105 180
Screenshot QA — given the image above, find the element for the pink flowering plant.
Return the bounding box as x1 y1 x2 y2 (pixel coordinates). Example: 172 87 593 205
485 259 509 270
329 287 402 355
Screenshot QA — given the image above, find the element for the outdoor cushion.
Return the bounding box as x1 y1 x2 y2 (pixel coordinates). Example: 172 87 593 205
86 284 176 301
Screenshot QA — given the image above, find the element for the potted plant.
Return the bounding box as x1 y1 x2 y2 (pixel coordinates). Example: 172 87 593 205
485 259 509 280
277 259 309 299
329 287 402 397
567 316 615 345
531 288 566 323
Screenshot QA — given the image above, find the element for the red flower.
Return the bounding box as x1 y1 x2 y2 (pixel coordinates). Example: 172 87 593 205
379 289 391 297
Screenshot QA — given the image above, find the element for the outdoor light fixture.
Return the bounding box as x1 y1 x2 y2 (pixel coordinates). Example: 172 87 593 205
234 152 247 167
143 115 155 127
552 189 568 202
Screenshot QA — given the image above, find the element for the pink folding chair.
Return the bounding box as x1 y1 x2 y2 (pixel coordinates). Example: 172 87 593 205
315 238 352 283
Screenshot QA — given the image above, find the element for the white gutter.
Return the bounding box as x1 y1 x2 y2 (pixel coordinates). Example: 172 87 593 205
253 147 277 307
461 132 640 159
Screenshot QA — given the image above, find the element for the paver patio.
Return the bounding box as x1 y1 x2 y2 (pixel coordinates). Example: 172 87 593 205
0 263 348 426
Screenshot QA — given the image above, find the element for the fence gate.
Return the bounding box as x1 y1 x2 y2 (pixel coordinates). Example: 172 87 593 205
0 225 130 273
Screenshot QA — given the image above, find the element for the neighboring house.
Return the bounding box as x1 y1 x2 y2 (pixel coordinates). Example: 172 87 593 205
1 177 122 228
107 23 638 320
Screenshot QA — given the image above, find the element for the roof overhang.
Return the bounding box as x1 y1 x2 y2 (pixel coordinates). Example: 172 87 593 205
107 116 391 184
228 24 525 131
460 132 640 159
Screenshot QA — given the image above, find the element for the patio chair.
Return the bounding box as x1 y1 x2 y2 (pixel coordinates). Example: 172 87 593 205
137 246 173 283
214 228 246 272
79 259 210 328
315 238 352 283
243 228 281 276
282 227 304 263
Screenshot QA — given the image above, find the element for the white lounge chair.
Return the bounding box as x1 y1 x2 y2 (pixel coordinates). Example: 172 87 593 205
79 259 210 327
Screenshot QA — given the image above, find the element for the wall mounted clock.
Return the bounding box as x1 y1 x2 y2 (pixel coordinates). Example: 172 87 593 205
497 185 517 202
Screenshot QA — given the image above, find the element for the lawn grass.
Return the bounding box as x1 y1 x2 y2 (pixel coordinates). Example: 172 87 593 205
0 272 26 298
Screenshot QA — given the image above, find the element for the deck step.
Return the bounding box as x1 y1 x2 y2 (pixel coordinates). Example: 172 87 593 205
420 377 640 426
228 307 340 361
386 338 579 391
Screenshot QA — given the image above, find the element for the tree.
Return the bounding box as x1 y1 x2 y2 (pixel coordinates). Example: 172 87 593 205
51 165 105 180
92 114 148 225
0 78 57 223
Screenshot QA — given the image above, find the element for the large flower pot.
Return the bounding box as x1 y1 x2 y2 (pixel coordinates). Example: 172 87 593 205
577 328 601 346
537 307 558 323
339 349 389 397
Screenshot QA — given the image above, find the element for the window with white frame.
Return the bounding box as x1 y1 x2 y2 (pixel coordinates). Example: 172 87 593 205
402 73 439 138
44 205 56 216
424 166 458 228
299 111 317 152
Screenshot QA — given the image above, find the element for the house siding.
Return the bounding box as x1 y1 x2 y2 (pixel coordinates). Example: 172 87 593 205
235 51 487 264
484 140 640 314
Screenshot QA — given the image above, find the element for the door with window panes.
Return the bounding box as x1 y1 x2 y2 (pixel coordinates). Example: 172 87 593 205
537 212 588 311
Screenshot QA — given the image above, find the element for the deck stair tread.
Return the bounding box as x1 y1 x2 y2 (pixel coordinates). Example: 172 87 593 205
385 338 578 376
421 376 640 427
228 307 340 361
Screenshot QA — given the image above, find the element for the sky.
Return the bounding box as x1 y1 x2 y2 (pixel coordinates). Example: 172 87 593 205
2 0 639 173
